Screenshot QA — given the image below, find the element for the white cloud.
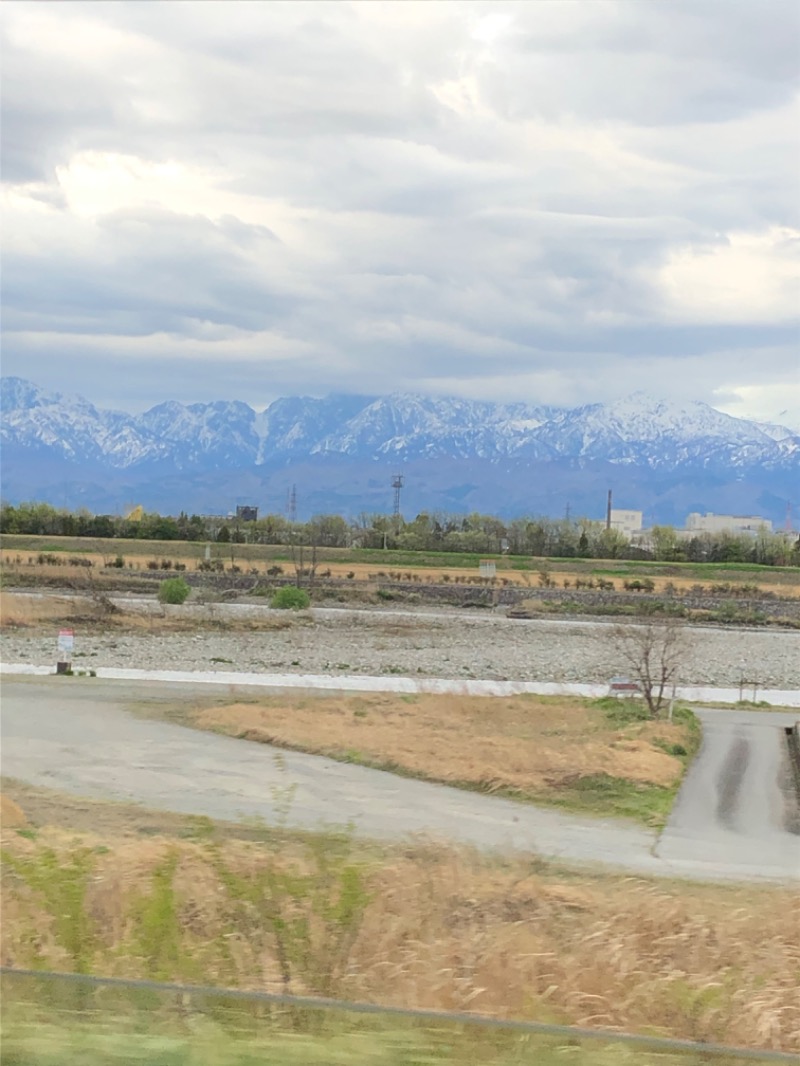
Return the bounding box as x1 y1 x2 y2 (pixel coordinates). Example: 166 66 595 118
658 227 800 323
1 0 798 421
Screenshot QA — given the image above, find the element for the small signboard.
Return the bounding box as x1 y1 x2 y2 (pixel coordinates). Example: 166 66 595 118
57 628 75 658
608 676 641 697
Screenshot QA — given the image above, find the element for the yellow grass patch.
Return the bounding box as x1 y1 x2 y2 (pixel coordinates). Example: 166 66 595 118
0 794 27 828
193 693 684 791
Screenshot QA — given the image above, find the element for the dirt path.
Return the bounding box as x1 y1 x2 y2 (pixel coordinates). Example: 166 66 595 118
3 677 798 882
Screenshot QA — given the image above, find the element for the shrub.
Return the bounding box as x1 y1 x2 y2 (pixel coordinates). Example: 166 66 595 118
270 585 310 610
158 577 191 605
623 578 655 592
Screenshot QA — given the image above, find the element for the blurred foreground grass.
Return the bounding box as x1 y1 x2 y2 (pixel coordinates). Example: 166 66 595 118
1 977 780 1066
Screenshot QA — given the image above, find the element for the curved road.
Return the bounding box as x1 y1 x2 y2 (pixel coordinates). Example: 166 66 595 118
1 676 798 882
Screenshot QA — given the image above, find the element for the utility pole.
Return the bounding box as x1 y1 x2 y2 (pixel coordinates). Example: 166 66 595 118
606 489 612 531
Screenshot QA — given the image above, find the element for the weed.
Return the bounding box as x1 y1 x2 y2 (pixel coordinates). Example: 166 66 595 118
183 814 216 840
596 697 651 725
210 829 370 996
130 850 195 980
1 845 97 973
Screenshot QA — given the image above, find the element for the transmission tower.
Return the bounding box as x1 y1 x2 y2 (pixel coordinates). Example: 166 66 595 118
391 474 404 522
287 484 297 523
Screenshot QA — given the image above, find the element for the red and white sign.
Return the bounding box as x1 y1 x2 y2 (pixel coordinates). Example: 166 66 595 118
57 628 75 657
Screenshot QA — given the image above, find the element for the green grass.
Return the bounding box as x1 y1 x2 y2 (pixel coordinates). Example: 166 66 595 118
529 773 678 827
1 982 779 1066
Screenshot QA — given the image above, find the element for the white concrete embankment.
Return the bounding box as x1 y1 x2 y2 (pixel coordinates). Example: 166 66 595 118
2 662 799 707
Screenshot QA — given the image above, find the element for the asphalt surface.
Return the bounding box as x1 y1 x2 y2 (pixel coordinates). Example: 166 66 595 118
657 708 800 874
2 677 798 882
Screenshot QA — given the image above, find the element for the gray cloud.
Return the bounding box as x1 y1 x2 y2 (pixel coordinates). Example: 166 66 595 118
1 0 798 422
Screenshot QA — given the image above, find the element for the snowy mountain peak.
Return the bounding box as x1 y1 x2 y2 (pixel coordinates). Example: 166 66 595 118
1 377 797 520
1 377 55 412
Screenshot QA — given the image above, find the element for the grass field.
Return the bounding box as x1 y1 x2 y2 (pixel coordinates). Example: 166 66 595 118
2 782 798 1055
3 986 774 1066
133 691 699 827
2 534 799 597
2 981 786 1066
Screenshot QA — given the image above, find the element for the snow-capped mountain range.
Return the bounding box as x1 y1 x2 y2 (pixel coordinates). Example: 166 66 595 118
2 377 798 522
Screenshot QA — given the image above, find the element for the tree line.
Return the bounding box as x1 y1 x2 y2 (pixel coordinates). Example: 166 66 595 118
1 501 798 566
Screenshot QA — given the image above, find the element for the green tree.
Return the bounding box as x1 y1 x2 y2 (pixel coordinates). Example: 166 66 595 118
650 525 679 561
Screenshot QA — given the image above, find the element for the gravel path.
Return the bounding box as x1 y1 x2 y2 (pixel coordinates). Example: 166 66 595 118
2 602 799 689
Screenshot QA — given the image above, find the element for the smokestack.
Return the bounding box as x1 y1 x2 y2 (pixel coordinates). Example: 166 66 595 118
606 489 612 531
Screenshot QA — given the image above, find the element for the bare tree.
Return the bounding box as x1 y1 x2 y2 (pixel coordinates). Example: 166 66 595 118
288 529 318 589
608 619 689 717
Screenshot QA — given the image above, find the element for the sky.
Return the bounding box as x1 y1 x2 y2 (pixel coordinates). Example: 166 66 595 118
1 0 799 424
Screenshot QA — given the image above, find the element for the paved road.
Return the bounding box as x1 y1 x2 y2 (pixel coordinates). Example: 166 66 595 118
657 708 800 874
2 677 798 882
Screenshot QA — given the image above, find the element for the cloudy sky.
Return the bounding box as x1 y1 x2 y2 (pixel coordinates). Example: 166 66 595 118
2 0 799 423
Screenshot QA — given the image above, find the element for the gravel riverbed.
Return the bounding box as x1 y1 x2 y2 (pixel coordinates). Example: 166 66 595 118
2 601 799 689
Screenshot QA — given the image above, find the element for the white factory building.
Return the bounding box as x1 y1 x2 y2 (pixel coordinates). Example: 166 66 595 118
684 512 773 536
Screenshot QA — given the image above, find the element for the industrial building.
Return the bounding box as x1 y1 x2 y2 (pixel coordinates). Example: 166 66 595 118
684 512 773 535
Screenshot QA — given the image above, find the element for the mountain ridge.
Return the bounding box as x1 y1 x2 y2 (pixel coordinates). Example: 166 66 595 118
1 377 797 522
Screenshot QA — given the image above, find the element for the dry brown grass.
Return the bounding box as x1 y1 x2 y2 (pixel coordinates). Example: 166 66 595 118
4 547 798 597
0 794 27 828
0 591 95 628
1 811 797 1051
192 693 686 792
0 592 308 633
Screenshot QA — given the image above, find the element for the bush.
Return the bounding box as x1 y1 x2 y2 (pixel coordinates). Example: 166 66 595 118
158 577 191 605
270 585 310 610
